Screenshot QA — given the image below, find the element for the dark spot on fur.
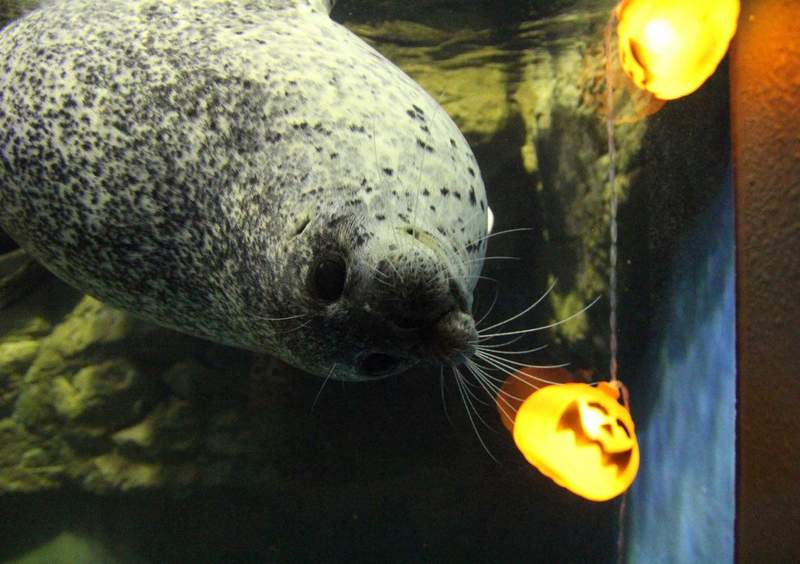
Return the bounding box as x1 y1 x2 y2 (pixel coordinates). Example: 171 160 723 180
416 139 434 153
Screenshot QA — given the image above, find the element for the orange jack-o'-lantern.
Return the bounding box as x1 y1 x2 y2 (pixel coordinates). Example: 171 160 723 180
616 0 740 100
513 382 639 501
495 367 577 432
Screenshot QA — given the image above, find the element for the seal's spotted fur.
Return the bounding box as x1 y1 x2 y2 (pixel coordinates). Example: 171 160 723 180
0 0 490 380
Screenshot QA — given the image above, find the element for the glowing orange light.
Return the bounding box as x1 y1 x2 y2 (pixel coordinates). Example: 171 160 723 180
495 367 577 432
512 381 639 502
617 0 740 100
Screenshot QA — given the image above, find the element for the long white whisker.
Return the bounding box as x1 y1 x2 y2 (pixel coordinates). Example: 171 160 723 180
479 295 601 339
474 288 500 328
251 313 307 323
453 366 497 461
465 361 514 419
469 334 525 350
465 255 520 264
467 360 528 413
474 351 569 386
477 349 570 371
474 343 549 355
311 363 337 412
466 226 533 248
478 278 558 333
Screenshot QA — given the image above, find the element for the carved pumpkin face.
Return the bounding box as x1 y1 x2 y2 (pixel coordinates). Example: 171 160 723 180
512 382 639 501
616 0 740 100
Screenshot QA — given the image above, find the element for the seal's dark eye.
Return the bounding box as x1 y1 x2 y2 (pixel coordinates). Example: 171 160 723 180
360 353 400 377
312 255 347 302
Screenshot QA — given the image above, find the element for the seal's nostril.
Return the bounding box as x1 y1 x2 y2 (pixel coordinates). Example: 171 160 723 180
360 353 400 377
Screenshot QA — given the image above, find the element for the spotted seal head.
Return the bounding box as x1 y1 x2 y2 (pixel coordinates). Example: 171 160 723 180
0 0 493 381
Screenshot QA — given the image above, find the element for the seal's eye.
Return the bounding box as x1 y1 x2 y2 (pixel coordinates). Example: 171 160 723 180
360 353 400 377
312 255 347 302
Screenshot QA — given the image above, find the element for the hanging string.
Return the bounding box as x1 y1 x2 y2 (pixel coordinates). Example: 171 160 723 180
605 10 619 384
605 8 628 564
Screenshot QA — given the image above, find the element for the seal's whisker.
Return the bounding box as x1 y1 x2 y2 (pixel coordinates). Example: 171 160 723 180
280 318 314 334
477 278 557 334
469 334 525 350
453 366 498 461
455 366 494 409
423 261 449 289
467 360 526 419
476 349 570 372
465 226 533 248
474 288 500 328
476 366 543 400
311 362 337 413
250 313 307 323
466 359 507 398
383 244 406 285
464 255 520 264
474 350 569 386
444 274 495 287
364 262 395 289
465 361 510 415
473 352 536 382
477 295 601 339
474 343 549 356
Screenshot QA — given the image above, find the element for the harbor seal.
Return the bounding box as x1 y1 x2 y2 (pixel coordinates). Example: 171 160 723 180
0 0 492 381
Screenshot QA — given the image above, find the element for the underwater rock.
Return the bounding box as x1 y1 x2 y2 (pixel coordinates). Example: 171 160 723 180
0 418 64 492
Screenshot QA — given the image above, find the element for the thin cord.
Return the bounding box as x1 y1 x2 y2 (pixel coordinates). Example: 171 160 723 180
606 9 619 384
606 8 627 564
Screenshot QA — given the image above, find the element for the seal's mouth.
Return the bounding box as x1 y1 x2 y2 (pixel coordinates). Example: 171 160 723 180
356 351 408 380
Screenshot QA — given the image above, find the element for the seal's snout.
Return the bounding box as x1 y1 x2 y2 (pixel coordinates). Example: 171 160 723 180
430 309 477 364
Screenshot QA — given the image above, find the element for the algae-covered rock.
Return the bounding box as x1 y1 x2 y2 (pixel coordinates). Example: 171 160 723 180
0 419 64 492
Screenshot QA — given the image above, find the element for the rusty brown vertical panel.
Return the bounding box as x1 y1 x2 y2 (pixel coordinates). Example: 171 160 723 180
730 0 800 561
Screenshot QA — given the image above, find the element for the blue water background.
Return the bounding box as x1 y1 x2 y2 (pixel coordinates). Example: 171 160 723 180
625 169 735 563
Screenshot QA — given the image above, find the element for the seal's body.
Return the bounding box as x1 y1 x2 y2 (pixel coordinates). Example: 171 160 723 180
0 0 491 380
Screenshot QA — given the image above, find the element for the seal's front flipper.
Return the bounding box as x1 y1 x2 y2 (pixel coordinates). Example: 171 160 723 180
0 248 50 310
